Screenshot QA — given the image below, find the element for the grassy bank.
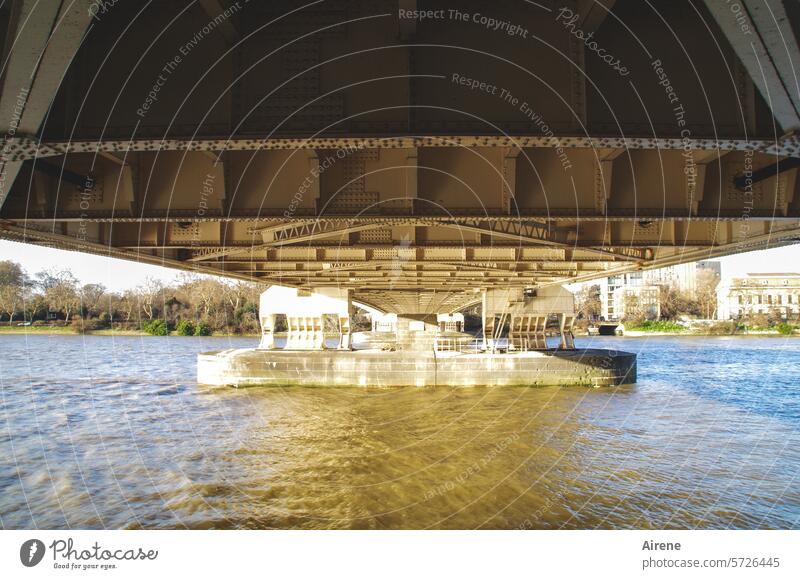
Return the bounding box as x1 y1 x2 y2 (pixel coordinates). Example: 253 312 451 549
0 325 76 334
621 330 796 337
0 325 259 337
623 319 798 337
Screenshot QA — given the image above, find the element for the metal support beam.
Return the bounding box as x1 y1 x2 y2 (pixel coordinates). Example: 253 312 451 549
197 0 240 45
30 159 94 191
575 0 617 33
704 0 800 131
593 148 623 214
744 0 800 121
440 219 650 262
6 134 800 160
0 0 93 208
259 220 395 246
502 148 520 213
188 219 401 261
734 157 800 190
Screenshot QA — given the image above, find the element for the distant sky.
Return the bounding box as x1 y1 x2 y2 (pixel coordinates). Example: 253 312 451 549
1 239 799 292
0 240 183 291
715 244 800 279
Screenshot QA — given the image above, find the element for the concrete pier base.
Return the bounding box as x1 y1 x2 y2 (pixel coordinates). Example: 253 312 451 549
197 348 637 388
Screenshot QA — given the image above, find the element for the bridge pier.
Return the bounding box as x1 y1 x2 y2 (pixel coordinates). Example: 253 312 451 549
258 286 352 351
198 284 636 388
482 287 576 352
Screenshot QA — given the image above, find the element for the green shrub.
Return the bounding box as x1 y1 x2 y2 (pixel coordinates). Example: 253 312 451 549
175 319 196 336
234 303 258 324
629 319 685 332
193 321 212 336
776 322 795 336
142 319 168 336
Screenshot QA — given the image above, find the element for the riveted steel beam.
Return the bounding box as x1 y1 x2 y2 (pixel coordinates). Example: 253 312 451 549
188 219 405 261
440 219 651 262
4 135 800 161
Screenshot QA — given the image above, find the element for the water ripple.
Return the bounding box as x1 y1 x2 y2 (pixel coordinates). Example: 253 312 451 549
1 334 799 529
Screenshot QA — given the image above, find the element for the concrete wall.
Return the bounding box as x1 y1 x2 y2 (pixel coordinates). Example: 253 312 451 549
259 286 352 350
482 286 575 326
198 348 637 388
259 286 352 318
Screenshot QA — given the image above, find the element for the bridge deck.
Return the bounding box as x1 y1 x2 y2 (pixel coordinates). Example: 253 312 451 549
1 0 799 312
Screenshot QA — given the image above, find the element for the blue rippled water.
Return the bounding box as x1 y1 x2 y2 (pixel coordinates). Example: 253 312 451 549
1 334 798 529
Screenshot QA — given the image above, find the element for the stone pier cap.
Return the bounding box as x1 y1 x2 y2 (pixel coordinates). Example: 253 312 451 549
197 348 637 388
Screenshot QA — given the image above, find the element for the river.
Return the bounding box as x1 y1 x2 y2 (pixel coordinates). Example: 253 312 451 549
1 334 798 529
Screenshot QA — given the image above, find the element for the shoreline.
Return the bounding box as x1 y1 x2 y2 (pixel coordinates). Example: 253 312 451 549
1 326 794 339
0 326 260 337
617 330 797 337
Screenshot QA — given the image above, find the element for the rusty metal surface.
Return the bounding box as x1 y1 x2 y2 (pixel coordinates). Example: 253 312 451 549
1 0 799 312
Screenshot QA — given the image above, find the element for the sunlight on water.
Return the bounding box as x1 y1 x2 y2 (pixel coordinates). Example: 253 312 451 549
1 335 798 529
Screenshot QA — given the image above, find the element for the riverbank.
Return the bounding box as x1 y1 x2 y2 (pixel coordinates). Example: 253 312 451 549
620 329 798 337
0 325 76 334
0 326 260 337
2 324 794 339
582 319 799 337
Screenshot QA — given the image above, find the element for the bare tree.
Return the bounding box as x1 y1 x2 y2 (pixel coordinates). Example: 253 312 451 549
80 283 107 318
658 285 697 320
118 289 138 322
0 260 25 286
695 269 720 320
37 269 80 321
137 278 164 320
0 282 21 323
0 259 266 333
195 279 217 318
622 292 646 326
0 261 25 322
575 284 601 321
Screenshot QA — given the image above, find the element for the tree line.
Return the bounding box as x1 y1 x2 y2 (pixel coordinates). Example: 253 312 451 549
574 269 797 333
0 260 263 335
574 269 721 326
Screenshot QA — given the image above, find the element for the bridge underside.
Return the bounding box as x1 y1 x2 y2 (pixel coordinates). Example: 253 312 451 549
1 0 800 314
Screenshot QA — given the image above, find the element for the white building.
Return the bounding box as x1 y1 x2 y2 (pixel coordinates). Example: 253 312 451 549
717 273 800 320
596 260 721 320
645 262 695 292
599 272 642 320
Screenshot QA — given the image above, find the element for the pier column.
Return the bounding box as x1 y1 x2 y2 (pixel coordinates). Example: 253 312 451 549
259 286 352 350
482 286 576 350
370 312 439 350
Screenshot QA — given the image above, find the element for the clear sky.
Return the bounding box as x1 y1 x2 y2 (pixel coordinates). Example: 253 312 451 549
0 240 183 291
1 239 799 292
